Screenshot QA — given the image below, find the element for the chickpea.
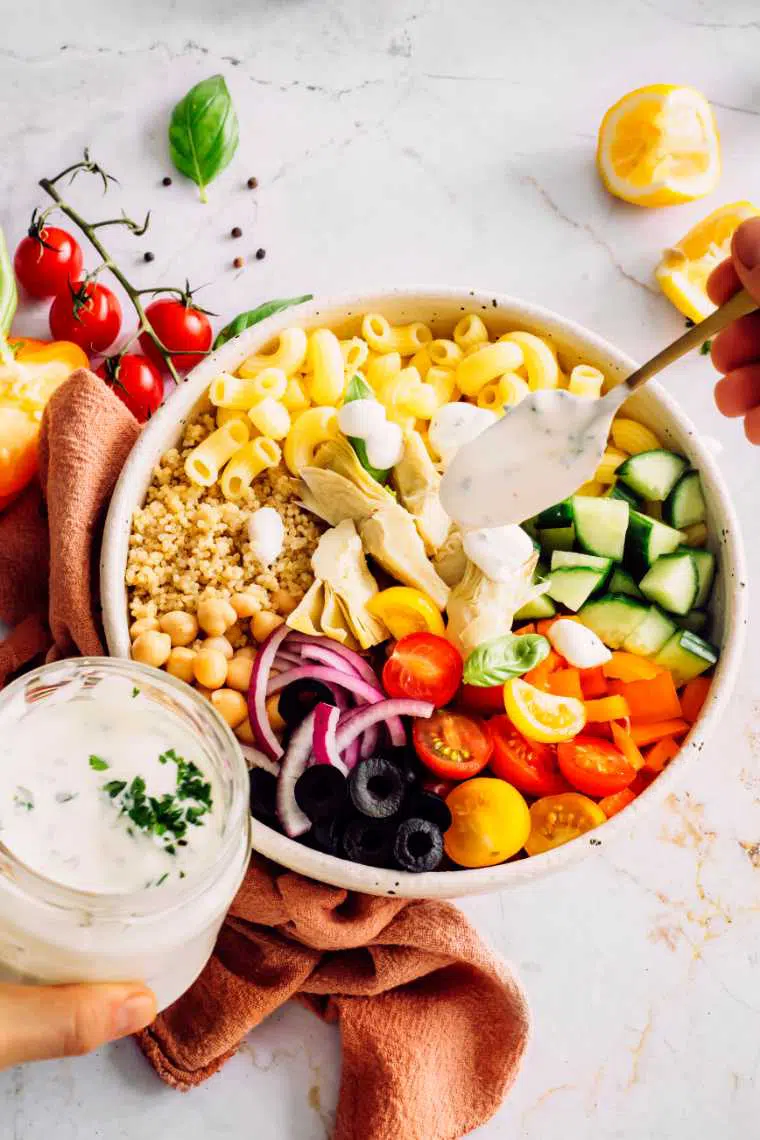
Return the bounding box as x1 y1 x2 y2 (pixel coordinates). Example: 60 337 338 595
193 647 228 690
226 621 248 650
235 646 257 660
130 616 159 640
231 593 261 619
211 688 248 728
265 693 286 733
203 635 234 660
270 588 299 616
166 647 196 683
197 597 237 638
131 630 172 668
226 654 254 692
251 611 284 643
235 717 255 744
159 610 199 648
195 685 214 702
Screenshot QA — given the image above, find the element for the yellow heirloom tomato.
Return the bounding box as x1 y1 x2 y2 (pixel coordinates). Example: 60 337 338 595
366 586 445 638
444 778 530 868
525 793 606 856
503 678 586 743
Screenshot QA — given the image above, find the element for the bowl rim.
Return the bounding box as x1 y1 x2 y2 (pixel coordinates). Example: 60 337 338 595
101 286 748 898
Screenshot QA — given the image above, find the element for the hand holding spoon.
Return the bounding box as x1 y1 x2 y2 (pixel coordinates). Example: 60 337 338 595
440 289 757 530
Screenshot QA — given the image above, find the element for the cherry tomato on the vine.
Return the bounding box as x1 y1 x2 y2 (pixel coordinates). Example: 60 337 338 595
96 353 164 423
139 296 213 374
49 280 122 354
14 221 83 299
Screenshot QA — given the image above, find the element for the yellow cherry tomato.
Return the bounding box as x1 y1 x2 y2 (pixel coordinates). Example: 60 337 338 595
367 586 445 638
503 678 586 744
525 792 607 856
444 777 530 868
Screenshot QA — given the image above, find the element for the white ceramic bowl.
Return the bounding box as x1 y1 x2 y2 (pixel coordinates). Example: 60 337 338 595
102 288 747 898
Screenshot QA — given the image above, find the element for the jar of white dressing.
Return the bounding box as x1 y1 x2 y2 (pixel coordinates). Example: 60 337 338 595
0 658 251 1012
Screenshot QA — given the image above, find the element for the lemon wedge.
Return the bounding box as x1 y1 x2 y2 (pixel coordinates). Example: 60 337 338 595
656 201 760 321
597 84 720 207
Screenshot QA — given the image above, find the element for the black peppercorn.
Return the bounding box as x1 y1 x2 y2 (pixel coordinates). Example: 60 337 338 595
231 226 242 238
143 251 155 263
247 176 258 189
233 256 245 269
255 248 266 260
161 176 172 187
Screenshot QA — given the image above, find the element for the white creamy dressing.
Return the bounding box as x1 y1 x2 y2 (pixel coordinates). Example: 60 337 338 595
428 403 498 468
338 398 404 469
548 619 611 669
248 506 285 566
0 678 224 893
462 524 535 582
440 389 617 529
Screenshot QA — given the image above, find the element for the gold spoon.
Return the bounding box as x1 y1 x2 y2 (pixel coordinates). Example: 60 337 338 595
440 289 757 530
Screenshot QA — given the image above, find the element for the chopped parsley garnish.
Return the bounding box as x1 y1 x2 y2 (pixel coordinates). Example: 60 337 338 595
99 749 212 854
13 787 34 812
132 687 141 698
700 339 712 355
55 791 78 804
156 872 169 887
89 755 109 771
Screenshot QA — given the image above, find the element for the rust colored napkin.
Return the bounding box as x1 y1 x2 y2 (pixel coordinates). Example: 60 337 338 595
0 369 530 1139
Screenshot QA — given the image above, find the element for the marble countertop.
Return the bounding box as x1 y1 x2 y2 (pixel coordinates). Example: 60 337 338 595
2 0 760 1136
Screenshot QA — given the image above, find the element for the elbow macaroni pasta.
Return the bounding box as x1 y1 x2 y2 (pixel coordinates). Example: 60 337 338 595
361 314 432 355
410 347 432 378
594 446 629 485
216 408 250 429
568 364 604 399
220 437 281 500
238 327 308 378
281 376 310 413
248 397 291 440
610 417 662 454
456 341 524 397
283 406 339 474
453 314 489 350
499 331 560 390
306 328 345 404
426 366 459 408
185 418 250 487
366 350 402 391
340 337 369 371
428 339 463 368
210 368 287 409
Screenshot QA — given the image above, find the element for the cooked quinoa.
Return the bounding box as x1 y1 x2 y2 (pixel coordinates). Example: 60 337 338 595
126 412 322 624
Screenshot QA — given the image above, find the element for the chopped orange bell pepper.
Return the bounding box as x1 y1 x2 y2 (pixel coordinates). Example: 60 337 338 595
547 668 583 701
599 787 638 818
608 671 682 723
610 721 645 770
644 735 680 773
680 676 711 723
584 695 630 722
523 649 562 690
514 623 536 635
630 719 689 746
579 666 608 699
603 652 661 682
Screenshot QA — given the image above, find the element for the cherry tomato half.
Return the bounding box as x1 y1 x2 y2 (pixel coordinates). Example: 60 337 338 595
557 736 637 798
14 225 83 299
488 716 571 797
383 633 463 707
413 710 492 780
96 353 164 423
525 792 606 855
49 281 122 354
444 778 530 867
139 296 213 374
457 682 506 716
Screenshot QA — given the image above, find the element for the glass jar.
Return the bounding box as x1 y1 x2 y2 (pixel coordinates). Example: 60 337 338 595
0 658 251 1011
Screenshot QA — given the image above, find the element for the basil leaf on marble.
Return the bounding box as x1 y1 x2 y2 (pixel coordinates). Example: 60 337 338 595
213 294 313 350
169 75 239 203
463 633 550 687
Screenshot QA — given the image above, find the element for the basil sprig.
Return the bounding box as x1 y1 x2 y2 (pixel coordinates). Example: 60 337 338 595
169 75 239 203
213 295 313 350
463 633 550 687
0 225 18 364
343 374 390 484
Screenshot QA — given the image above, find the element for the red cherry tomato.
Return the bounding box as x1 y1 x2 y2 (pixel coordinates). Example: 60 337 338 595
382 633 463 707
488 715 571 797
96 353 164 423
139 296 213 374
49 281 122 354
14 224 83 299
557 736 637 798
413 710 492 780
457 682 506 716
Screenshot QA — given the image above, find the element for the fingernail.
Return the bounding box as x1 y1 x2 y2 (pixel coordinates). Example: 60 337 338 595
733 218 760 271
112 994 156 1038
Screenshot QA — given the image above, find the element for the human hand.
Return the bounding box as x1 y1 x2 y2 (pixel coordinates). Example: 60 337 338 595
707 216 760 443
0 981 155 1070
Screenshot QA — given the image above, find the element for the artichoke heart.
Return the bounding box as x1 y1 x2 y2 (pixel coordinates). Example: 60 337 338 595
433 525 468 588
300 436 392 524
359 503 450 611
392 430 450 554
446 550 539 657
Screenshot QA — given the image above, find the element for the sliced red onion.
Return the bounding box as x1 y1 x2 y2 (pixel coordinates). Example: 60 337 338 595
324 683 349 711
247 622 291 760
274 648 303 667
240 745 280 776
300 643 358 676
266 664 384 704
312 702 348 774
276 710 315 837
335 699 433 754
286 633 379 687
360 722 380 759
344 737 361 770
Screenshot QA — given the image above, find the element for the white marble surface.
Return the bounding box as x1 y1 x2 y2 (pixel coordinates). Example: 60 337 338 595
2 0 760 1136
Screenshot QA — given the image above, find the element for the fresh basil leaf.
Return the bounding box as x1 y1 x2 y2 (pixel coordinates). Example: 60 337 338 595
0 225 18 361
342 373 390 483
213 294 313 350
169 75 239 203
463 633 550 687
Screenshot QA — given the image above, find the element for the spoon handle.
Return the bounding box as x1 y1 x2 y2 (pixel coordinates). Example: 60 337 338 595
624 287 758 393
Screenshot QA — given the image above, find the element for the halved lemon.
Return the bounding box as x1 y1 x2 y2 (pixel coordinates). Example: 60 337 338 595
656 201 760 321
597 84 720 207
503 678 586 744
